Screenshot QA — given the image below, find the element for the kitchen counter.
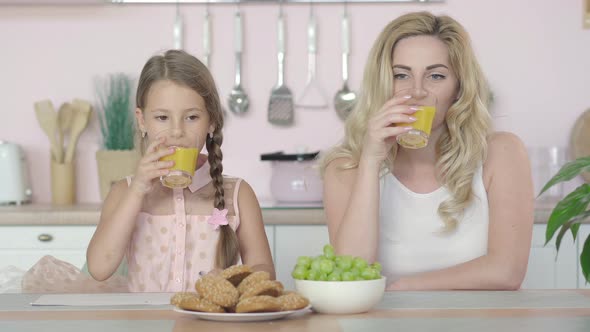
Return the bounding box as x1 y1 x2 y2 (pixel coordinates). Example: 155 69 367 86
0 199 570 226
1 290 590 332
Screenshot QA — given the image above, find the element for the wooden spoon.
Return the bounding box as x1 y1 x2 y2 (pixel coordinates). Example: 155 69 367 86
34 100 59 162
65 99 92 164
56 102 74 163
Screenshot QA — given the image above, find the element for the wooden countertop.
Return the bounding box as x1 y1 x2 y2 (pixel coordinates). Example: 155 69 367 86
1 290 590 332
0 199 567 226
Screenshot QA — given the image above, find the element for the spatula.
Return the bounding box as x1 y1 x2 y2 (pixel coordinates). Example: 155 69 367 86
34 100 59 162
65 99 92 164
56 102 74 163
268 8 294 126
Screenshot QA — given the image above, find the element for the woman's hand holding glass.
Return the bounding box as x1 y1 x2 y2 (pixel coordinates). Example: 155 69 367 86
361 93 417 165
130 136 175 195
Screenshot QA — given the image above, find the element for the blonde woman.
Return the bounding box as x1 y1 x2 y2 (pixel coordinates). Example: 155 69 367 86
322 12 534 290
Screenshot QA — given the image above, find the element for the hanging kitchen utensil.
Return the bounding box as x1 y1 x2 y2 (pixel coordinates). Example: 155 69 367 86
227 8 249 115
296 5 328 110
173 3 184 50
34 100 59 162
203 4 211 67
268 5 294 126
333 7 357 121
65 99 92 164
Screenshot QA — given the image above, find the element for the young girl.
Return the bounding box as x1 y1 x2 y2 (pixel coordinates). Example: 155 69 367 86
86 50 274 292
321 12 534 291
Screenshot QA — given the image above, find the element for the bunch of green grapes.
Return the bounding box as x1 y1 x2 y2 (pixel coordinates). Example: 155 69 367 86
291 244 382 281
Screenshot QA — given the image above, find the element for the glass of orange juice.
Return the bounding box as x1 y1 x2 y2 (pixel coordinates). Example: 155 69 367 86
395 89 437 149
155 129 200 189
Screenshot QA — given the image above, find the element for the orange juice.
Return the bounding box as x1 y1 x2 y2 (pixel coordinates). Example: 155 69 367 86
160 147 199 188
397 106 436 149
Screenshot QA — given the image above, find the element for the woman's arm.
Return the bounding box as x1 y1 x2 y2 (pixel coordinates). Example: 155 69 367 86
388 132 534 290
236 180 275 279
86 180 145 281
324 157 382 262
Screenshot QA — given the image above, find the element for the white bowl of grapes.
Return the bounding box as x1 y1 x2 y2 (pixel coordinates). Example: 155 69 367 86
292 244 386 314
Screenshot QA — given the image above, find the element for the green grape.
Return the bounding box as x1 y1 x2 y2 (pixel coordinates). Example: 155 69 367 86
296 256 312 269
336 255 353 271
360 267 380 280
350 267 361 278
341 271 355 281
328 270 342 281
291 266 307 280
319 272 329 281
310 258 322 271
307 269 320 281
332 267 343 276
334 256 342 266
371 262 382 273
353 257 369 270
319 259 335 274
323 244 336 260
354 276 364 281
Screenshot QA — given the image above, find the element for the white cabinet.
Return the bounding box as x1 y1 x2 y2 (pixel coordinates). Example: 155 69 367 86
273 225 329 290
577 225 590 289
0 226 96 271
521 224 578 289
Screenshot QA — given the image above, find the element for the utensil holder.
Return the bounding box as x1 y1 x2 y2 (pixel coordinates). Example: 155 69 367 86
51 159 75 205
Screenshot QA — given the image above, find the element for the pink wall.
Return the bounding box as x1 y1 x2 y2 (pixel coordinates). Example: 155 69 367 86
1 0 588 203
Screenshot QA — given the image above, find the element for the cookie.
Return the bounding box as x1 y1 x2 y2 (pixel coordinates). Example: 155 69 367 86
239 280 284 300
221 265 252 287
235 295 281 313
170 292 199 306
277 292 309 311
195 275 239 308
177 296 225 313
237 270 270 294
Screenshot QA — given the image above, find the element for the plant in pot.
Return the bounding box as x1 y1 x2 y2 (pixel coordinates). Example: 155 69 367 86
95 73 140 200
541 156 590 283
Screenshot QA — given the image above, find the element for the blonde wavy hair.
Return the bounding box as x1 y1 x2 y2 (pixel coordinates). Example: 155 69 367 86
321 12 492 231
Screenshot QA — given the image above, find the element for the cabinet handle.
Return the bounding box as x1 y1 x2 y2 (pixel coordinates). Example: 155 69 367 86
38 234 53 242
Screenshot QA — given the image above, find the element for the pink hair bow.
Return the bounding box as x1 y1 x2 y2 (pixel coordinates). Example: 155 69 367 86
208 208 229 230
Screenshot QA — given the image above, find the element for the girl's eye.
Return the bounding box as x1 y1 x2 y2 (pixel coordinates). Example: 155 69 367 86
430 73 446 80
187 115 199 121
393 73 409 80
155 115 168 121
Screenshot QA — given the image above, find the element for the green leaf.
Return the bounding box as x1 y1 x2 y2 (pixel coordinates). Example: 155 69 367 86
539 156 590 197
581 234 590 285
554 210 590 252
545 184 590 245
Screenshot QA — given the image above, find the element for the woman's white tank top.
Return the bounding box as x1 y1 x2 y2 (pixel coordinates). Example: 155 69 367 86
377 167 489 281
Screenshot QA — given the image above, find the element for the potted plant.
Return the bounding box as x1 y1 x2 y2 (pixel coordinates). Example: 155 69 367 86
95 73 140 200
541 156 590 283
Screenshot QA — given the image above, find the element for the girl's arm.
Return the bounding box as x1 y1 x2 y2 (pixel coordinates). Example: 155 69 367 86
388 132 534 290
86 180 144 281
235 180 275 279
323 158 382 262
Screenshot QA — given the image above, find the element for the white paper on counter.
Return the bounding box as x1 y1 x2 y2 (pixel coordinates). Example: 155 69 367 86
31 293 174 306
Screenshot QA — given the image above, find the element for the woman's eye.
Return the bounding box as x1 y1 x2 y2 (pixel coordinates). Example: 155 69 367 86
155 115 168 121
393 73 409 80
430 73 446 80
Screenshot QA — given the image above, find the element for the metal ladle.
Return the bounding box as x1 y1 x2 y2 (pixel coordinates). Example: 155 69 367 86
227 9 249 115
334 8 357 121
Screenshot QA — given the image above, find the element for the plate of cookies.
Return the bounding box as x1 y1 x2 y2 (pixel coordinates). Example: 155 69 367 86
171 265 311 322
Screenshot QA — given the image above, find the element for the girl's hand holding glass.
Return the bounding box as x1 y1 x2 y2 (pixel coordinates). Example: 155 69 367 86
361 93 417 165
130 136 175 195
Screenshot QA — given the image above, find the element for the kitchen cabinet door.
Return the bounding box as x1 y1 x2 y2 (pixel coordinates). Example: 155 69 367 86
521 224 578 289
274 225 329 290
0 226 96 271
577 225 590 289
